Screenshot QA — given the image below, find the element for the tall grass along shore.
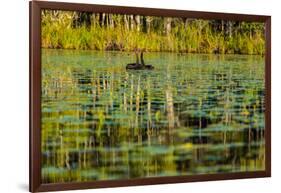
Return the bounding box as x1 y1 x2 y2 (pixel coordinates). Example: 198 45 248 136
42 10 265 55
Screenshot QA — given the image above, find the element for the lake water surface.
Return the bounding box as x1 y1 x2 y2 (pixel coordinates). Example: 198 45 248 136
41 49 265 183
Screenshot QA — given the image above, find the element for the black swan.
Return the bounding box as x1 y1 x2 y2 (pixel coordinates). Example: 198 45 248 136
126 51 154 70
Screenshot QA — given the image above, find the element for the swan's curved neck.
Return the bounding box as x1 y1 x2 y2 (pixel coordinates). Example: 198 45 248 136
140 52 145 65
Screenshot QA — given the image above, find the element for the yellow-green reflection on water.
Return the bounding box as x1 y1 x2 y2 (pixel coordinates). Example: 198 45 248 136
41 49 265 183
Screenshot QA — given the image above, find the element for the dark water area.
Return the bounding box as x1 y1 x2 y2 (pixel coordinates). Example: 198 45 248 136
41 49 265 183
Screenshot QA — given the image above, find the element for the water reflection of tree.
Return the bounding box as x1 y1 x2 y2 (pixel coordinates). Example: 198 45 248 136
41 53 265 183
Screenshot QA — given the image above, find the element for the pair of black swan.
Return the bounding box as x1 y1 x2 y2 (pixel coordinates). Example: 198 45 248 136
126 50 154 70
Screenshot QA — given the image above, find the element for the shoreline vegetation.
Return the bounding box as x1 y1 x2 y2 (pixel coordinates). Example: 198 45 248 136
42 10 265 55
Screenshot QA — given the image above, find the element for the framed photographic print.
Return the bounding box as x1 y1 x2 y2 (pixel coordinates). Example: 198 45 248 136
30 1 271 192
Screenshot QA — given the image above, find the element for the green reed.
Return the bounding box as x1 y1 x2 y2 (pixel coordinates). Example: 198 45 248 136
41 10 265 55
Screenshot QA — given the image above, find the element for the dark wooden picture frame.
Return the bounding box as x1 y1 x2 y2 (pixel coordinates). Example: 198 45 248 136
30 1 271 192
